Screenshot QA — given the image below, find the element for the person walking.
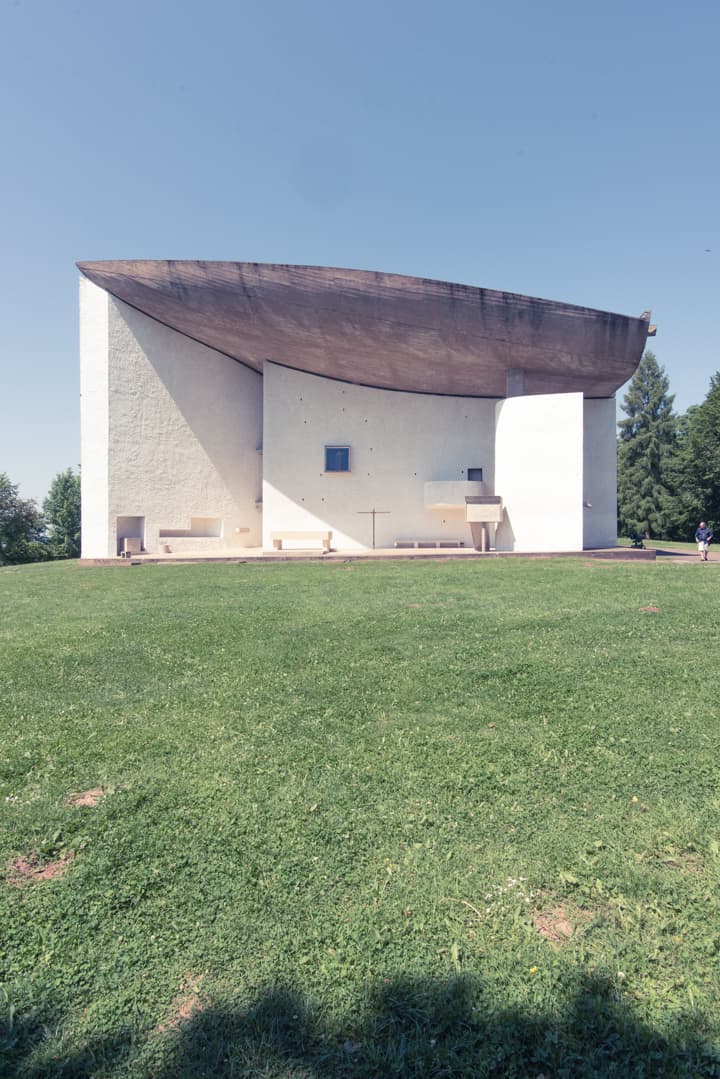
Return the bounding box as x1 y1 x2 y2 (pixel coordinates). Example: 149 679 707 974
694 521 714 561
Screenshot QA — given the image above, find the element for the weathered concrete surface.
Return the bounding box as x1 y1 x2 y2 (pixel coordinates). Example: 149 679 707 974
77 261 651 398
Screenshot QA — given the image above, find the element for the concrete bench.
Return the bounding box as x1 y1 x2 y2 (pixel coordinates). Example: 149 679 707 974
394 539 465 549
270 531 332 554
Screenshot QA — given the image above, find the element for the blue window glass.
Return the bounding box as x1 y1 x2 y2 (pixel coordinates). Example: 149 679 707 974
325 446 350 472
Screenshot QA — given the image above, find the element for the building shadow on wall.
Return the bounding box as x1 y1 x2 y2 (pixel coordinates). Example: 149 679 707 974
495 507 516 553
5 971 718 1077
126 312 263 526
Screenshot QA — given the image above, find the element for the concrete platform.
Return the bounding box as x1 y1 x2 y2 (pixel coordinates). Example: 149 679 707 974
79 545 660 567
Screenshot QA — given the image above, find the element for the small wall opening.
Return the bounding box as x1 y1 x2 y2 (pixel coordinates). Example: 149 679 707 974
325 446 350 472
159 517 223 539
116 516 145 556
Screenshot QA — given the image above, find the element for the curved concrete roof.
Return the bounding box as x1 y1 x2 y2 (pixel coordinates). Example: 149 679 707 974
77 260 651 398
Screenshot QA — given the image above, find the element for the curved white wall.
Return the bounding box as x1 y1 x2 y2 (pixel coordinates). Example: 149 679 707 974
262 363 497 550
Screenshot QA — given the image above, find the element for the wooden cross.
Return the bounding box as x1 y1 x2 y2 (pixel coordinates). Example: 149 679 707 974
356 508 391 549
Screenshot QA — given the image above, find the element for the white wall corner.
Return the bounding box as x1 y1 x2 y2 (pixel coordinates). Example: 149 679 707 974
79 277 110 558
494 393 584 552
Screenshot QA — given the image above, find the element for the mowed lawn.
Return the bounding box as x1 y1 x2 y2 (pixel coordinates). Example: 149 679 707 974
1 557 720 1077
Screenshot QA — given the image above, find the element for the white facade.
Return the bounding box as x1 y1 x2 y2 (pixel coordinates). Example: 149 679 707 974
80 278 619 557
80 279 262 557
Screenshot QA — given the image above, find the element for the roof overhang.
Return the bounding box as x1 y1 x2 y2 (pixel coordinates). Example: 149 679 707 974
77 260 651 398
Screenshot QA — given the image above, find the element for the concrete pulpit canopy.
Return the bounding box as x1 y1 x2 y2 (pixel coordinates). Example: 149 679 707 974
76 260 652 399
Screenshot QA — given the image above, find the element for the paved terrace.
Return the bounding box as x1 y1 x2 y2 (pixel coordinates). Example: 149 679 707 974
77 545 689 567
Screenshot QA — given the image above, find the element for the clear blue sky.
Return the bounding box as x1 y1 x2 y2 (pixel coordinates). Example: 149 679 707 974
1 0 718 503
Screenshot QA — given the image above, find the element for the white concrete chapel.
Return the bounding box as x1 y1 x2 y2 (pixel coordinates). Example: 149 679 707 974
78 261 652 559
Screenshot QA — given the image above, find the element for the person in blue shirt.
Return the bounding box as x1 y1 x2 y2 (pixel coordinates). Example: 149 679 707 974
694 521 714 561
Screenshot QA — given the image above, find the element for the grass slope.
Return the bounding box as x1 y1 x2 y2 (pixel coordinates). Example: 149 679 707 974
1 558 720 1077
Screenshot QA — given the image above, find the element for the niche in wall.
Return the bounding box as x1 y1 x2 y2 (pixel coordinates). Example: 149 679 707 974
116 515 145 555
159 517 223 538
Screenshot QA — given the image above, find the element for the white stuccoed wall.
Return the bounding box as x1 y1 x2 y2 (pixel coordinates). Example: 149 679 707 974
80 279 110 558
81 287 262 557
494 393 584 552
583 397 617 548
262 362 497 550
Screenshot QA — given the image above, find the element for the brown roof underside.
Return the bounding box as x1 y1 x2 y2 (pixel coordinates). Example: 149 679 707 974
77 260 650 398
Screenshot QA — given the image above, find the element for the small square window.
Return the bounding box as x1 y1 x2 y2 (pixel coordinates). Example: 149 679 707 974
325 446 350 472
467 468 483 481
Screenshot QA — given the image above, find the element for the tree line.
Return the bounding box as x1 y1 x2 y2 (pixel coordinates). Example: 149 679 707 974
0 468 80 565
618 351 720 540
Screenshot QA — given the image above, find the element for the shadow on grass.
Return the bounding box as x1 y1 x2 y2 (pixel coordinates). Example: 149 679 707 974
4 972 720 1077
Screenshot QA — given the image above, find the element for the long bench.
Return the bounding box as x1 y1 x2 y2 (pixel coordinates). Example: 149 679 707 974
394 539 465 549
270 531 333 554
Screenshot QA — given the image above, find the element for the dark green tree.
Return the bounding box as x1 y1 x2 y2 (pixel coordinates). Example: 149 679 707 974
672 373 720 533
617 351 678 538
662 408 703 539
0 473 49 565
43 467 81 559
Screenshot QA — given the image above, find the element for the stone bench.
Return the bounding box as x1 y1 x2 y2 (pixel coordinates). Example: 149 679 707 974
394 539 465 549
270 531 332 554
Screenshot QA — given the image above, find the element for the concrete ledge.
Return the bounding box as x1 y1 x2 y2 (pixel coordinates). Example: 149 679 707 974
78 546 657 566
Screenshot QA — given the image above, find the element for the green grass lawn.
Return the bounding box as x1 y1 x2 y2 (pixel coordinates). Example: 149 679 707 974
618 536 699 554
1 557 720 1077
